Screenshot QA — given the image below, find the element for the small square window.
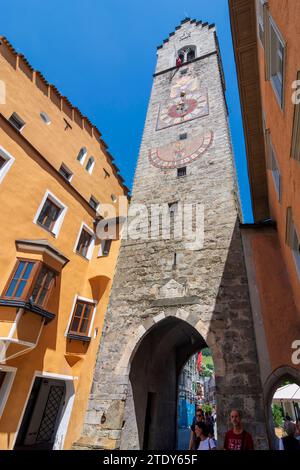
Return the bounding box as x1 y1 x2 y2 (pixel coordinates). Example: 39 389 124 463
179 133 187 140
177 167 186 178
59 164 73 182
76 228 93 259
98 239 112 257
68 300 94 337
89 196 99 211
104 169 110 178
34 191 67 237
8 112 25 131
37 198 62 232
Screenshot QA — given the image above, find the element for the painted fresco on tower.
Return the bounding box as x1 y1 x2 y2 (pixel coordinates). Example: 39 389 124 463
148 131 213 169
156 66 209 130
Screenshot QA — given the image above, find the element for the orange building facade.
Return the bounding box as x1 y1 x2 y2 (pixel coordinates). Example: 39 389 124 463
0 37 128 449
230 0 300 447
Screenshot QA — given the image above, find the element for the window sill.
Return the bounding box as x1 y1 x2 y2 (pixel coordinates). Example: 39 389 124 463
66 332 91 343
35 221 57 238
75 251 90 261
0 298 55 323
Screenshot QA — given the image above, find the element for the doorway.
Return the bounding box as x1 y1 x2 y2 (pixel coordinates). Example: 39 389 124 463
15 377 66 450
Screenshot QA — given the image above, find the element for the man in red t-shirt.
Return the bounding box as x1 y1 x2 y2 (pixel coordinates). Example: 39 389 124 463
223 409 254 450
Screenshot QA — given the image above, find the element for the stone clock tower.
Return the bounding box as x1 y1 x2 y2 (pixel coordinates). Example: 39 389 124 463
76 18 269 450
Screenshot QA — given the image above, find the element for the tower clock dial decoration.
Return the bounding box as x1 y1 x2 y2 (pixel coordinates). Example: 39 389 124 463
156 67 209 130
148 131 214 169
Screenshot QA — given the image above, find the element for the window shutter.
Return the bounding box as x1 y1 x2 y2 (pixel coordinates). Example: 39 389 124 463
286 207 293 247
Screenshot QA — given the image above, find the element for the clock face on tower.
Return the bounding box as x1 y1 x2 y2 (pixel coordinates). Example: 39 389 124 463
156 68 209 130
148 131 213 169
156 89 209 130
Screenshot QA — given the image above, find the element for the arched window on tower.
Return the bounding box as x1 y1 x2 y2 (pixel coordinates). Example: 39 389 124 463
176 46 196 66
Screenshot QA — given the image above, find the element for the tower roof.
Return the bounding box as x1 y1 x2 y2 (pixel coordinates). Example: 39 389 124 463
157 17 216 50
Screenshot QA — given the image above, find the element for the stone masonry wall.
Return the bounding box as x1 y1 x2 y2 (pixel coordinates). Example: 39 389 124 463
74 20 269 450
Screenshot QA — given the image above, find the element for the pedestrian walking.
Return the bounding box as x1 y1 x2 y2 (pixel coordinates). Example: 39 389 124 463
189 409 204 450
223 409 254 450
194 422 216 450
279 421 300 450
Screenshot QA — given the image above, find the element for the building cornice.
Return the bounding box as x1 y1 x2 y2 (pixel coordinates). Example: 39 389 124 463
228 0 269 222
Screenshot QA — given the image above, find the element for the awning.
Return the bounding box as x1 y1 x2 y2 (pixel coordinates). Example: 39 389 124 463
272 383 300 402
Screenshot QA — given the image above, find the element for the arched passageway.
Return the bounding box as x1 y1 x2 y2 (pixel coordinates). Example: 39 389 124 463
264 366 300 449
127 316 208 450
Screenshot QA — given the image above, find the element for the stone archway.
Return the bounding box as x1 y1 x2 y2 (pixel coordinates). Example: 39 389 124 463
118 312 226 450
121 316 206 449
264 365 300 449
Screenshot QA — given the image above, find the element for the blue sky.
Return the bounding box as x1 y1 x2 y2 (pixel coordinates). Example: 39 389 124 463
1 0 253 222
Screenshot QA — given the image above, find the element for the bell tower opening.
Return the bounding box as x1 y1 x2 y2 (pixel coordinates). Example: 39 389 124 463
177 45 196 65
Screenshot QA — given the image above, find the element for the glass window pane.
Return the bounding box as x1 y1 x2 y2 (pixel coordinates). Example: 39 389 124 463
83 305 92 319
15 280 26 298
75 302 84 318
6 279 18 297
79 318 89 334
70 316 80 333
23 262 34 280
14 261 26 279
35 288 48 306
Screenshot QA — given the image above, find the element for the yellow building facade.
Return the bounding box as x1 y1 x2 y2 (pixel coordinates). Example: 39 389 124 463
0 36 128 449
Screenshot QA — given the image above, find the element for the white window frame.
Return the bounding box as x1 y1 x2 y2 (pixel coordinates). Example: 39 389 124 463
77 147 87 165
98 239 112 258
86 156 95 175
266 14 285 110
0 146 15 185
33 190 68 238
59 163 74 183
40 111 51 125
73 222 95 260
64 295 97 338
0 365 17 419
